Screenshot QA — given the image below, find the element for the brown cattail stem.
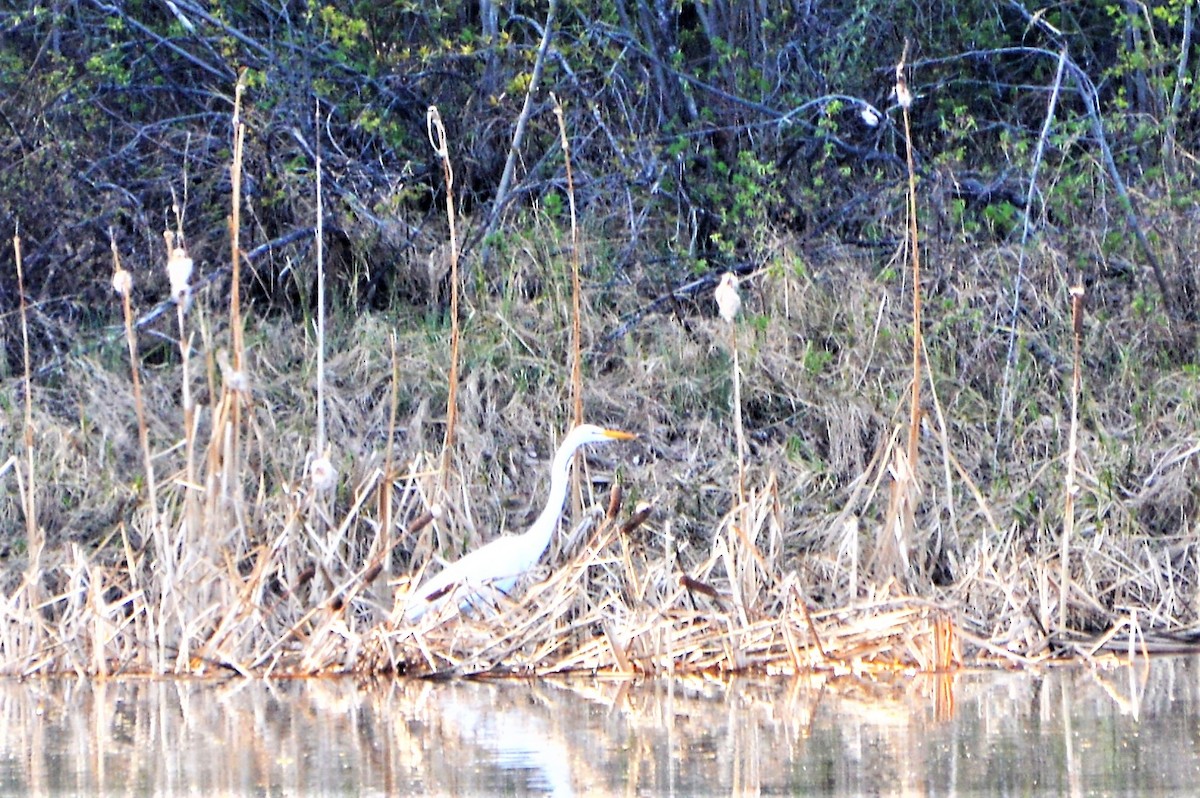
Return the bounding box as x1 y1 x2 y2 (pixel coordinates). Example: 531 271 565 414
1060 284 1085 629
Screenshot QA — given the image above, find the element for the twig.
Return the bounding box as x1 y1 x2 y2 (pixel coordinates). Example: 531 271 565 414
995 45 1067 460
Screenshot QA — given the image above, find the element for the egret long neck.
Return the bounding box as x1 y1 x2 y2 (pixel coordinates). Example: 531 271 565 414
524 443 580 555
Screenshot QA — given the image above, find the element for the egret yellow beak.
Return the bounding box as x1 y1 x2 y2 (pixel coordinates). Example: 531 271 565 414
602 429 638 441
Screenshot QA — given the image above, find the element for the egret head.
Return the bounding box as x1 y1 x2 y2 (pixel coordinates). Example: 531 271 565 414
564 424 637 449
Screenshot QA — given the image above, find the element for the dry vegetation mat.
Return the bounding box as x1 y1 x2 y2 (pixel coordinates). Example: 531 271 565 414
6 29 1200 677
3 234 1195 677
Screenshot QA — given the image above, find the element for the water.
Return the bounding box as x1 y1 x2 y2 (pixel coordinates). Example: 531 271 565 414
1 658 1197 795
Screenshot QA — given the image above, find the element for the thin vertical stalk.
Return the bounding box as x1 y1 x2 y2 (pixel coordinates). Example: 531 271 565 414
314 98 327 460
428 106 461 492
1060 285 1084 628
229 73 247 371
171 243 198 545
897 42 922 470
553 94 586 519
13 232 43 623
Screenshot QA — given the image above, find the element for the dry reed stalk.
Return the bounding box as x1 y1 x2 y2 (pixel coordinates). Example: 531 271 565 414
552 94 587 520
890 41 923 588
714 273 759 606
12 233 43 649
374 334 402 590
229 72 247 372
312 96 331 492
211 72 252 540
552 95 584 430
109 240 162 559
1060 285 1085 628
427 106 462 495
165 202 201 563
715 273 746 509
896 41 922 472
111 236 175 671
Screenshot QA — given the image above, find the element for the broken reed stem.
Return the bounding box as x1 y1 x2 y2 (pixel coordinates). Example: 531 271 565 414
13 232 43 609
427 106 461 493
1061 284 1085 628
553 94 586 520
897 42 923 470
166 191 198 544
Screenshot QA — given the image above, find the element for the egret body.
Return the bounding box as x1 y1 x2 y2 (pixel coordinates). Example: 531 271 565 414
405 424 636 622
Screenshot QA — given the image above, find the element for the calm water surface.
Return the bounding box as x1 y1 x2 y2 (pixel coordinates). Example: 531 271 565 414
1 657 1198 796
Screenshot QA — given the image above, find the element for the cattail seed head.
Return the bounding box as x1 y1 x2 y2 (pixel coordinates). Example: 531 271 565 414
166 247 194 305
111 268 133 297
309 455 337 492
217 348 251 394
715 272 741 323
895 79 912 110
1070 284 1085 338
606 483 623 520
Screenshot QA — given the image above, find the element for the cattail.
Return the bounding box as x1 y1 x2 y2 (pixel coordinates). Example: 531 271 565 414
894 43 913 110
309 455 337 492
216 348 251 394
606 483 623 520
166 246 194 306
680 574 722 601
362 561 384 584
620 501 653 536
111 267 133 297
407 506 439 535
295 564 316 588
1070 284 1085 338
715 272 741 323
894 75 913 110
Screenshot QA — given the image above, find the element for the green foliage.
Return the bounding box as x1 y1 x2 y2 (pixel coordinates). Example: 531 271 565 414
701 150 784 260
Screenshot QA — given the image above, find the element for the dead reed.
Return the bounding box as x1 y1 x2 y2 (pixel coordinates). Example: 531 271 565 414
427 105 462 496
553 94 587 519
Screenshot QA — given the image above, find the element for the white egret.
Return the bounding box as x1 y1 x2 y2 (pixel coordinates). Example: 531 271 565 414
404 424 636 622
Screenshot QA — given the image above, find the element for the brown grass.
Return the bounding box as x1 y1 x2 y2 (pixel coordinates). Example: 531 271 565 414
2 240 1194 677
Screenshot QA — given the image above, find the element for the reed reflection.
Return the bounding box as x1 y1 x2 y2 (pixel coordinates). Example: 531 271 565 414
0 658 1196 795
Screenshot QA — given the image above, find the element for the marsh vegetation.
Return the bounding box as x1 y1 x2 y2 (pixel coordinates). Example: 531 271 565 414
3 2 1200 676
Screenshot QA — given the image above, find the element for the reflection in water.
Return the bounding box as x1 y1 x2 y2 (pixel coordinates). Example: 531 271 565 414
1 659 1199 795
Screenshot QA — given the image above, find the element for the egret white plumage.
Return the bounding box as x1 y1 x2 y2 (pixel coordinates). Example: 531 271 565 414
404 424 636 623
